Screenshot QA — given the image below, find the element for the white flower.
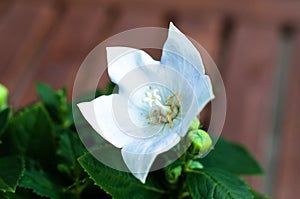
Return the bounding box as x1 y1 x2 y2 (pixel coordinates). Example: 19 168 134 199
77 22 214 183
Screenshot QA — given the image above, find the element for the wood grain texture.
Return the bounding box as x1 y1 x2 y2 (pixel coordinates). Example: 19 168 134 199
108 0 300 25
221 22 279 191
0 1 57 106
275 33 300 199
17 2 108 107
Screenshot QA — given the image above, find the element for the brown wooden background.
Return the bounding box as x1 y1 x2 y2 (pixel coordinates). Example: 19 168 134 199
1 0 300 198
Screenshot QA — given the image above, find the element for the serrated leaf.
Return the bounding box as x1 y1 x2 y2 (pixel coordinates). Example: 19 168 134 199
0 156 24 193
0 187 44 199
2 104 56 170
0 108 11 138
78 152 167 199
201 138 263 175
0 192 24 199
19 159 61 199
56 129 86 176
186 168 253 199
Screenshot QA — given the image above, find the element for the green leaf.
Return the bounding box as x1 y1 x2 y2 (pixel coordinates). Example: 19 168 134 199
186 160 204 171
36 83 61 109
78 152 167 199
186 168 253 199
0 156 24 193
251 190 270 199
0 188 44 199
19 159 61 199
95 82 116 97
0 191 25 199
36 83 71 127
201 138 263 175
2 104 56 169
56 129 86 176
0 108 11 138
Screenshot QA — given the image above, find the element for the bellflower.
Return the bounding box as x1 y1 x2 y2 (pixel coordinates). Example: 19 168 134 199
77 22 214 183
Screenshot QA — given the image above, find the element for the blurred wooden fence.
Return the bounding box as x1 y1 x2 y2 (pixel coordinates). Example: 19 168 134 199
1 0 300 198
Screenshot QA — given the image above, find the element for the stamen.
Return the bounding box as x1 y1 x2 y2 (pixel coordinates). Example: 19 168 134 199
143 89 180 128
167 114 173 128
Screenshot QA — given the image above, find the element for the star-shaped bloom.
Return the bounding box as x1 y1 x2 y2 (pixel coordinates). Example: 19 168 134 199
77 22 214 183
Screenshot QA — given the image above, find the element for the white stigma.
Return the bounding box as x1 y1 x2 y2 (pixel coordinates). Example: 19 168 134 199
143 89 171 115
143 89 180 128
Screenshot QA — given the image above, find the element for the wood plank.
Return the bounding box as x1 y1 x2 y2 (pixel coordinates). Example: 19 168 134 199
0 0 11 22
0 1 57 104
100 7 222 94
176 12 223 61
222 22 279 191
109 4 165 61
174 13 223 129
109 8 222 68
110 5 165 33
15 2 108 107
99 5 165 86
109 0 300 25
275 33 300 199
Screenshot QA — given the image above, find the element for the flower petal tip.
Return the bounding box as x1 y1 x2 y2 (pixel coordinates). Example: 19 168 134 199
169 21 178 31
133 172 147 184
77 101 102 135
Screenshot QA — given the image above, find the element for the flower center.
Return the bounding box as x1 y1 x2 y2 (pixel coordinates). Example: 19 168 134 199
144 89 180 128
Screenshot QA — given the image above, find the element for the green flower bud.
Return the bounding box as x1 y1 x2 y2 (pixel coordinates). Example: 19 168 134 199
188 118 200 131
0 84 8 110
166 164 182 184
188 129 212 154
186 160 204 171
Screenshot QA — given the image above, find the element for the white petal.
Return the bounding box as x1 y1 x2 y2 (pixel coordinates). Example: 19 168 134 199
161 22 205 75
107 47 159 85
174 75 214 137
161 22 214 111
121 127 180 183
77 94 136 148
195 75 215 111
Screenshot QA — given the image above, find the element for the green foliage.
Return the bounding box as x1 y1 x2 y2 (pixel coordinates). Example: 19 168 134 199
78 152 167 199
0 108 11 138
186 169 252 199
36 83 72 128
2 104 56 170
0 83 269 199
201 138 264 175
165 160 183 184
0 156 24 193
251 190 271 199
56 129 87 177
19 159 61 199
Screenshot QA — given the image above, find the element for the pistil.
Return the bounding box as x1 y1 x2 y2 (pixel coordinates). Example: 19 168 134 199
143 89 180 128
